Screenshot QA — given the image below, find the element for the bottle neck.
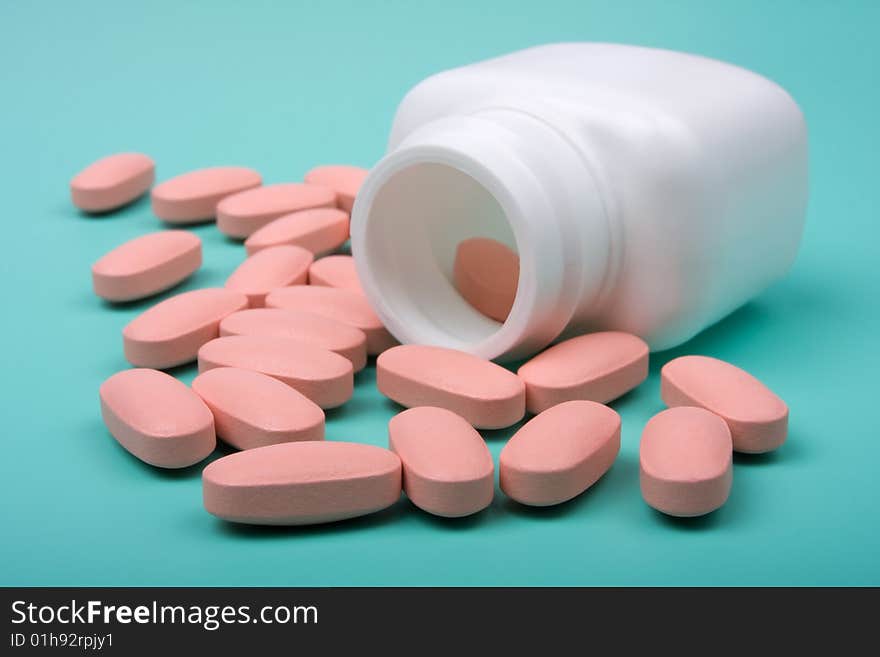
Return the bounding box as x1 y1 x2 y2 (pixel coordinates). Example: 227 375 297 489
351 109 611 361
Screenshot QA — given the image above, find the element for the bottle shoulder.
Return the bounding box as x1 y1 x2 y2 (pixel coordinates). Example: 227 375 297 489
389 43 804 154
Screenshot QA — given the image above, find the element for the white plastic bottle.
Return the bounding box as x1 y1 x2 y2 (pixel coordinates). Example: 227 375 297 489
351 43 808 361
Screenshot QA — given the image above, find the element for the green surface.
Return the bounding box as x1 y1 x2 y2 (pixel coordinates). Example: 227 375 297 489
1 0 878 586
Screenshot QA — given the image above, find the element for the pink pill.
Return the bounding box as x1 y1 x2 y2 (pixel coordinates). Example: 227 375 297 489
661 355 788 454
203 441 401 525
191 367 324 450
100 368 215 468
70 152 154 212
244 207 350 257
303 165 369 213
265 285 397 355
453 237 520 322
640 406 733 517
219 308 367 372
224 245 313 308
517 332 649 414
500 400 620 506
123 288 248 368
308 254 363 292
377 345 525 429
216 183 336 239
92 230 201 302
151 166 261 223
197 335 353 409
389 407 494 517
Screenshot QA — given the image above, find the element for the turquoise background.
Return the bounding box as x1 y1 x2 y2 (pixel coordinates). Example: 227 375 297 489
1 0 878 586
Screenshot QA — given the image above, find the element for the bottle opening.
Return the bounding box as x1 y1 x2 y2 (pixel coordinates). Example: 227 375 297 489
356 161 523 352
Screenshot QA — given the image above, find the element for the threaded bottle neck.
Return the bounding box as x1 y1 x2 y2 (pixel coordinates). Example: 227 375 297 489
351 109 610 361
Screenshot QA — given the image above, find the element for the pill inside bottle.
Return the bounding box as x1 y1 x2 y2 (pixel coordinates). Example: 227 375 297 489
355 163 524 356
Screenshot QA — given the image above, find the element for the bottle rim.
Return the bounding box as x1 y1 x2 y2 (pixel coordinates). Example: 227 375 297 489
351 114 593 361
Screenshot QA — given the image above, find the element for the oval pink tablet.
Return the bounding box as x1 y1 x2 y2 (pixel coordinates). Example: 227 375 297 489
70 152 154 212
151 166 261 223
377 345 525 429
192 367 324 450
203 441 401 525
265 285 396 355
500 400 620 506
91 231 201 302
517 332 649 414
640 406 733 517
303 165 369 213
219 308 367 371
661 355 788 454
244 208 350 257
122 288 248 368
389 407 494 517
216 183 336 239
197 335 353 409
100 368 215 468
308 255 363 292
224 245 313 308
453 237 519 322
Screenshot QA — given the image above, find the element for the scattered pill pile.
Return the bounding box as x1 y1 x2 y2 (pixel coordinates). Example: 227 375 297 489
77 151 789 525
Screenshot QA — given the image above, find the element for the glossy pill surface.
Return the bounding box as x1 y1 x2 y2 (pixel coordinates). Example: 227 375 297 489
92 231 201 302
151 166 261 223
198 335 353 409
192 367 324 450
216 183 336 238
309 254 363 292
123 288 248 368
70 152 154 212
244 208 350 256
389 407 494 517
203 441 401 525
640 406 733 517
661 355 788 453
303 165 369 213
265 285 396 355
453 237 519 322
100 368 215 468
224 245 313 308
377 345 525 429
518 332 649 413
500 400 620 506
219 308 367 371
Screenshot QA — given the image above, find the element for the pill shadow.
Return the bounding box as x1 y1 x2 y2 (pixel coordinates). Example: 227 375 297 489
648 302 767 374
479 419 525 443
222 233 246 246
498 357 528 374
406 497 499 530
352 362 377 385
100 429 222 480
99 294 162 313
72 193 152 219
733 436 803 466
379 397 408 415
642 467 750 531
91 264 224 314
648 506 726 530
145 456 216 480
161 361 199 380
212 498 411 538
171 217 220 230
607 382 655 411
323 390 382 421
501 452 635 520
